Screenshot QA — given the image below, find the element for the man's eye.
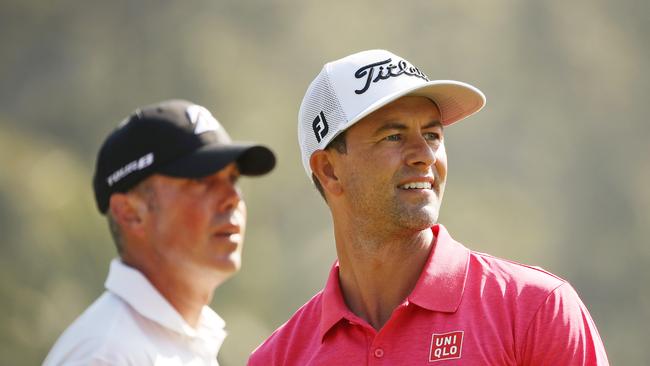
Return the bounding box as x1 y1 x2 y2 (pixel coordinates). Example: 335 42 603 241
424 132 441 141
384 134 402 141
189 177 210 188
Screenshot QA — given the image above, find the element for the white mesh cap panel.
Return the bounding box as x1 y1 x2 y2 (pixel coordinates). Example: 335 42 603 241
297 50 485 180
298 67 348 177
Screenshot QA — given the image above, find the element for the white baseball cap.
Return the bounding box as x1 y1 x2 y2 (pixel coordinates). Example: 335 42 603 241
298 49 486 178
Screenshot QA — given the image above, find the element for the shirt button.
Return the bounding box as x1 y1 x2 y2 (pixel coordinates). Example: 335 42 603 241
374 348 384 358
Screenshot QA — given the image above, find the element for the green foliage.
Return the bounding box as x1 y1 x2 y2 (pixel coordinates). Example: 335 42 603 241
1 0 649 364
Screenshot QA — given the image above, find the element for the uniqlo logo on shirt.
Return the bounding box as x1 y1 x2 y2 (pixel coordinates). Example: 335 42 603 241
429 330 464 362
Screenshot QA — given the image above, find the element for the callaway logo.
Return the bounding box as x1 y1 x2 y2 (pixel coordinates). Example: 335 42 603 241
312 111 329 143
186 105 222 135
354 58 429 95
106 152 154 187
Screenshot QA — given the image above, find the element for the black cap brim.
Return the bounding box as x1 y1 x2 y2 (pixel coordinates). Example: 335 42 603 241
158 143 276 178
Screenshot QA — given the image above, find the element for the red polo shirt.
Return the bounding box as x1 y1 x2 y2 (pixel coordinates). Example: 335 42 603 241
249 225 609 365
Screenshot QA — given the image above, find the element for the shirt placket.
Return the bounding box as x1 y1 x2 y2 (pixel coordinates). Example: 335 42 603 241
344 318 386 366
367 301 413 365
368 329 387 365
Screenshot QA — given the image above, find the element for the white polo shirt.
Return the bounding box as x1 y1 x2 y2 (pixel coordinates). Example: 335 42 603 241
43 259 226 366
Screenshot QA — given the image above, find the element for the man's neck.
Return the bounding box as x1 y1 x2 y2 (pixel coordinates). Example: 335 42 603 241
149 273 216 328
122 256 219 328
335 226 434 330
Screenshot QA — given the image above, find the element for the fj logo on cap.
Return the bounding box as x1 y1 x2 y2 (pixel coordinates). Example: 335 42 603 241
186 105 222 135
429 330 463 362
354 58 429 95
312 111 329 143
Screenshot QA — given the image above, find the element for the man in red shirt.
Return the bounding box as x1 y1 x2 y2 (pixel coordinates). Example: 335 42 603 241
249 50 609 365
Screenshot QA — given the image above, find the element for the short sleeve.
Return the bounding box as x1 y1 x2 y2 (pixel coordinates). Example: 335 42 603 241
520 283 609 365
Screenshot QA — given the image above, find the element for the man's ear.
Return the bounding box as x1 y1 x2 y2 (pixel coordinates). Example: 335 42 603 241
310 150 343 197
108 192 148 236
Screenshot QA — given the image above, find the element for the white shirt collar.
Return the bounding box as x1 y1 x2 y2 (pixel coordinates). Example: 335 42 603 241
104 258 226 340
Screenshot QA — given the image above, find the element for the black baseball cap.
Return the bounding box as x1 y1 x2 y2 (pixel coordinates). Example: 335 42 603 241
93 99 276 214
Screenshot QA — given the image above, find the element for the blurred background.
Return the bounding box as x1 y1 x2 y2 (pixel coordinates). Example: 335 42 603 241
1 0 648 364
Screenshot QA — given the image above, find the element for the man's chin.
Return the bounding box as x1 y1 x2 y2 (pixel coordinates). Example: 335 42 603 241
397 208 439 230
206 254 241 276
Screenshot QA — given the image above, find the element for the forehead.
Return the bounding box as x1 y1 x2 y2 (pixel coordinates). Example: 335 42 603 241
350 96 441 131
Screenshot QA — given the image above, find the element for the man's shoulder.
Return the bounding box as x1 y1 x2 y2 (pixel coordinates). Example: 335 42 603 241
255 290 325 344
468 250 568 295
62 291 137 334
43 292 147 365
249 290 325 364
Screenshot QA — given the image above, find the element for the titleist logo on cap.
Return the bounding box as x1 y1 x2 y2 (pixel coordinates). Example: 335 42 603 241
354 57 429 95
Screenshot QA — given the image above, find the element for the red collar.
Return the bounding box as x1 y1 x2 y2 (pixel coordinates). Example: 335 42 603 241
319 224 470 341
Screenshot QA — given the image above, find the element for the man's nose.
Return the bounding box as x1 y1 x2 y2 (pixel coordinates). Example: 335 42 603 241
404 135 437 170
216 181 242 213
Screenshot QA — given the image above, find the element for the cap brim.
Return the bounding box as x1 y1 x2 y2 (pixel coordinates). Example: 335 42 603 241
344 80 486 132
159 143 276 178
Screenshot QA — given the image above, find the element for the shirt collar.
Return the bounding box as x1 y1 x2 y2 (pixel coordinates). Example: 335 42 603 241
408 224 470 312
319 224 469 341
105 259 226 340
319 262 351 341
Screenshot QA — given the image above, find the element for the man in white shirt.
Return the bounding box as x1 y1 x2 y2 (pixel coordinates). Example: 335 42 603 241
43 99 276 365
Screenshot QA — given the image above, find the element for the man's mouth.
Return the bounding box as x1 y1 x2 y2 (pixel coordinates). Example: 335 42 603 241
213 223 241 237
214 230 239 236
398 181 433 190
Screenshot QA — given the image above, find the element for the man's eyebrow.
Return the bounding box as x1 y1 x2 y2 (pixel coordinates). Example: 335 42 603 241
423 120 443 129
373 122 408 135
373 120 443 135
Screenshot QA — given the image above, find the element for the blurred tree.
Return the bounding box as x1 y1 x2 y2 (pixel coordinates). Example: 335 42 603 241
0 0 648 364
